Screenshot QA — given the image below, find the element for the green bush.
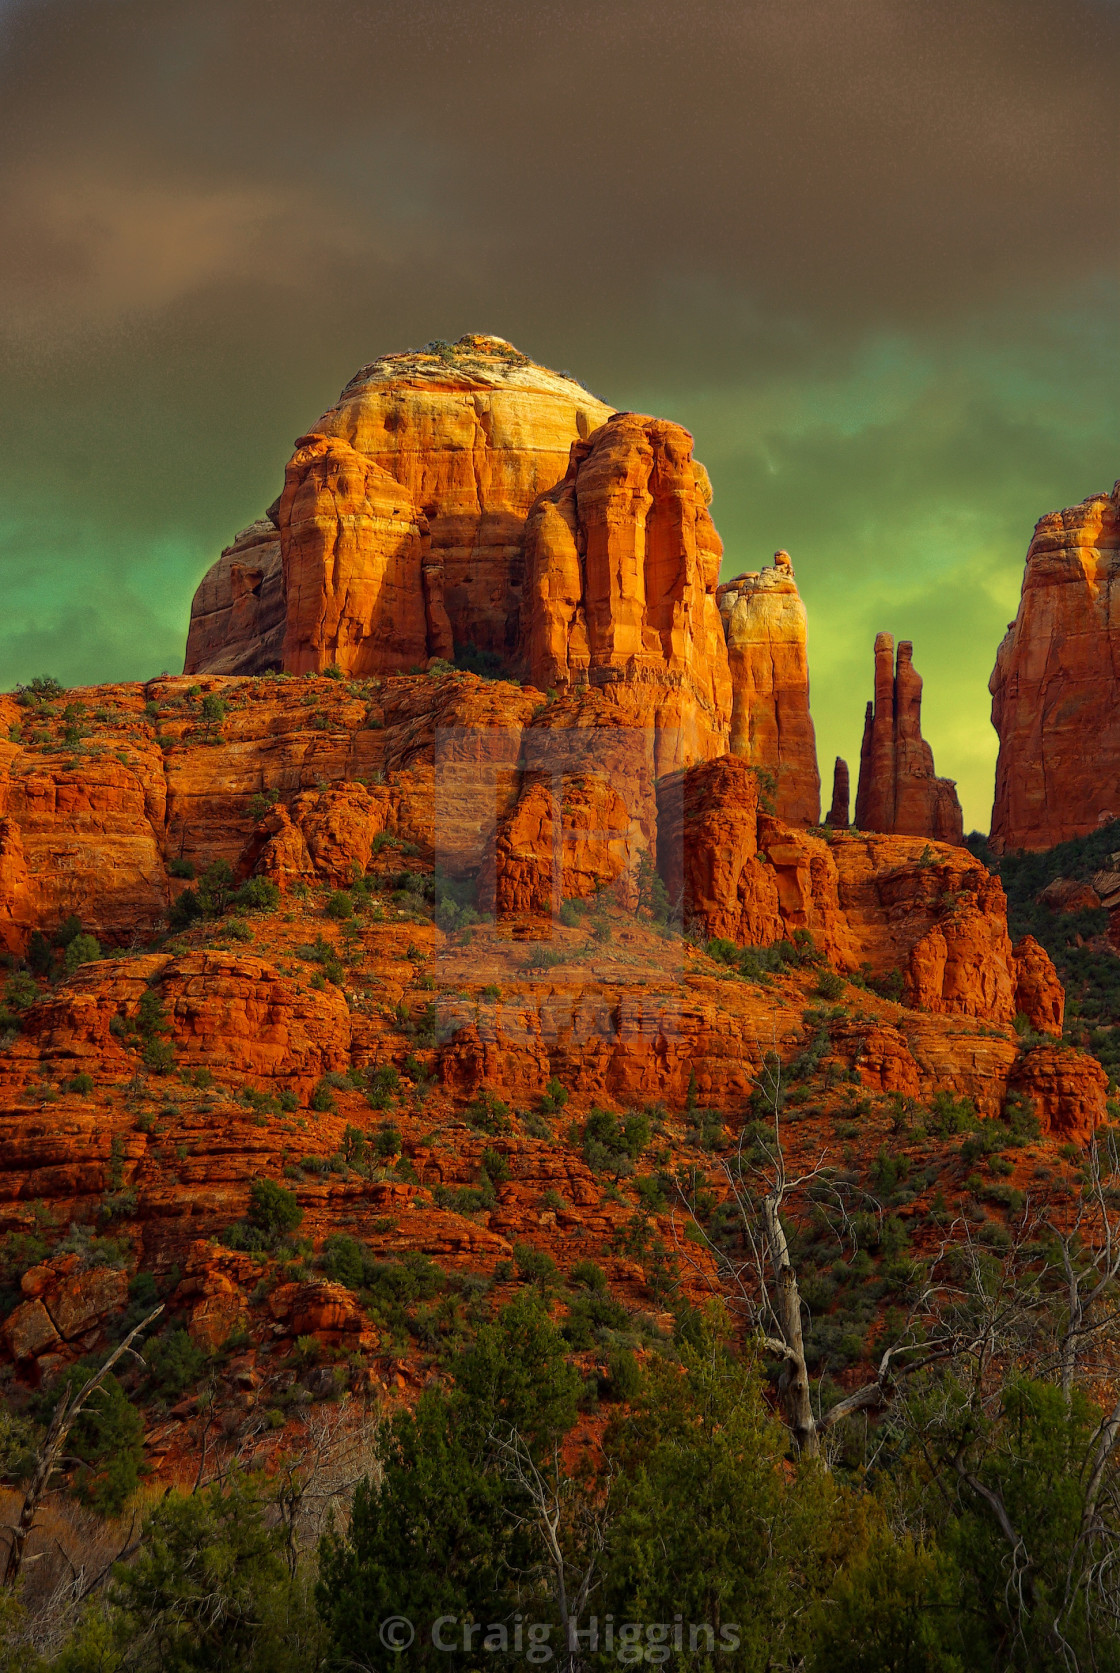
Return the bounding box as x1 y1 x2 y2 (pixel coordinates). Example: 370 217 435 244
146 1326 210 1397
63 931 101 974
233 876 280 912
325 891 354 920
247 1177 303 1241
142 1038 176 1075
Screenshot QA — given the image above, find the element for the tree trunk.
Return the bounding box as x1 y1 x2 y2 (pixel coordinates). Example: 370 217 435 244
762 1194 819 1458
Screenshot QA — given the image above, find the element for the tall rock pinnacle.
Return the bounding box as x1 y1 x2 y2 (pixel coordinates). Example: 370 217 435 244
854 634 963 844
990 482 1120 853
715 551 820 825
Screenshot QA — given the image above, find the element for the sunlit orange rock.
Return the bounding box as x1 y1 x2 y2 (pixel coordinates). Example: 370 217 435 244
278 435 438 677
1011 934 1065 1035
716 552 820 824
990 483 1120 852
656 755 856 965
825 757 850 829
520 413 732 775
186 337 612 677
854 634 963 845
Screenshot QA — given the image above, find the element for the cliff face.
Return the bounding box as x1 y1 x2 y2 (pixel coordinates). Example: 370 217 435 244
990 484 1120 853
185 335 613 677
519 413 732 775
854 634 963 845
715 551 820 825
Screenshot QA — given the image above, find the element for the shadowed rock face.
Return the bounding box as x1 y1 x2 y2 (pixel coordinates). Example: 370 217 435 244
715 551 820 826
990 483 1120 854
854 634 963 846
826 757 850 828
183 518 286 677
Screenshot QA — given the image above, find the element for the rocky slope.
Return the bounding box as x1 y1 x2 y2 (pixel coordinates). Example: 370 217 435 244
855 633 964 845
990 482 1120 853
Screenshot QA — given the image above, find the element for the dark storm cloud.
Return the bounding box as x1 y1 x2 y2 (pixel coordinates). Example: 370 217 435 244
0 0 1116 825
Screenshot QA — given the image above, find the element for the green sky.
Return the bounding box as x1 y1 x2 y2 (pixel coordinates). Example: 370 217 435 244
0 0 1116 832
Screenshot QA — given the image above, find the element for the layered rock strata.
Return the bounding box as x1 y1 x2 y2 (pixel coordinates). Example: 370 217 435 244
715 551 820 824
854 634 963 845
989 483 1120 853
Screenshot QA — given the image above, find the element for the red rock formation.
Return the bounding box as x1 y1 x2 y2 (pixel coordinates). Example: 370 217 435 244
278 434 444 676
990 483 1120 853
657 755 857 967
1009 1046 1108 1143
715 552 820 825
1011 934 1065 1035
183 517 285 677
186 336 612 677
519 413 732 774
825 758 850 828
854 634 963 845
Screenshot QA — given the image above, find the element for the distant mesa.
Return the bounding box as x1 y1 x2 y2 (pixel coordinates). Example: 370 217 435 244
854 633 963 846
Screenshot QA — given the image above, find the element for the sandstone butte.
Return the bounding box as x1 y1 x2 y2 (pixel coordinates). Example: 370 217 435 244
990 481 1120 853
854 633 964 846
0 339 1108 1485
185 335 821 818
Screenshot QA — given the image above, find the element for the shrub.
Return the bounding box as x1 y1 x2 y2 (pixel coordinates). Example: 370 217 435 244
815 969 846 1002
168 857 196 879
539 1077 569 1115
142 1038 176 1075
232 876 280 912
146 1326 209 1397
582 1106 650 1173
66 1072 94 1095
569 1258 607 1290
465 1090 511 1134
606 1347 643 1401
65 1369 145 1514
310 1079 337 1113
513 1241 558 1288
199 693 227 731
247 1177 303 1241
326 891 354 920
63 931 101 974
481 1147 510 1183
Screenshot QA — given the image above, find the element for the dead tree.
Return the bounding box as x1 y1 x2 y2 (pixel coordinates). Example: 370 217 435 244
675 1051 960 1460
3 1305 163 1587
1044 1131 1120 1404
490 1425 612 1673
